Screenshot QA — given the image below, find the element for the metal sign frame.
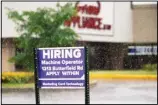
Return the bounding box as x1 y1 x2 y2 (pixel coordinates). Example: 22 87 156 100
33 47 89 104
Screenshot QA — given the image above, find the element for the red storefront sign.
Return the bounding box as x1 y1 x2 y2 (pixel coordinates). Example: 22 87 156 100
64 2 111 30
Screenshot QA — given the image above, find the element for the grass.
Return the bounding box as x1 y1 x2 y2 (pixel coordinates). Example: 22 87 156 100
2 83 34 88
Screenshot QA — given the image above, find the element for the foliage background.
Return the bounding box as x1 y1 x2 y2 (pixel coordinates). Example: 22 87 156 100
6 3 78 71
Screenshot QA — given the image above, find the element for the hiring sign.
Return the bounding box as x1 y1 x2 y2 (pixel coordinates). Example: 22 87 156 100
34 47 89 104
36 47 86 88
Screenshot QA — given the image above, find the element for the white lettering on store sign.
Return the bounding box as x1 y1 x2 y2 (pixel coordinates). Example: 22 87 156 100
136 46 152 55
153 46 157 55
128 46 157 55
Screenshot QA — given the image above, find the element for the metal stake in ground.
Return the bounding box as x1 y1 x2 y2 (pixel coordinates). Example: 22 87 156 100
34 48 40 104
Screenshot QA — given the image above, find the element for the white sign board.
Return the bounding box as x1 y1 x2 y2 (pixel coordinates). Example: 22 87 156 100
2 2 132 43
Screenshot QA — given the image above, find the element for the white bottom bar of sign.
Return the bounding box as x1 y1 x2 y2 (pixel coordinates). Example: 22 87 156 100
41 87 84 89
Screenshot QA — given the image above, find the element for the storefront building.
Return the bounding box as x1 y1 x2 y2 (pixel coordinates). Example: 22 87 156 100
2 2 157 71
125 3 157 69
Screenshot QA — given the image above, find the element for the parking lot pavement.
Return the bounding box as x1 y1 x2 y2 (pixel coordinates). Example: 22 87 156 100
2 80 157 104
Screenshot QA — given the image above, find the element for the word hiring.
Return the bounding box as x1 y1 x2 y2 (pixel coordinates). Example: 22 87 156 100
42 49 81 59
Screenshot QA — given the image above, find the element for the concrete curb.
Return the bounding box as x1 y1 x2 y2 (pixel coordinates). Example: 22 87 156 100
90 73 157 80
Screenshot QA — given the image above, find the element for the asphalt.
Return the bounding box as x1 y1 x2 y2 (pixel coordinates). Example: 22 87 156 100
2 80 157 104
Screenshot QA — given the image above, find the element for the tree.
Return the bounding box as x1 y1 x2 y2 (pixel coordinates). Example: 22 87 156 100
6 3 78 71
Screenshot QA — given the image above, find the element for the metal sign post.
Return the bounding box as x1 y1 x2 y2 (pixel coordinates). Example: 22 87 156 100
34 48 40 104
85 47 90 104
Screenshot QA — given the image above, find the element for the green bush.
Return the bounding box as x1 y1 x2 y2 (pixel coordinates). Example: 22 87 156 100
143 64 157 71
2 72 34 84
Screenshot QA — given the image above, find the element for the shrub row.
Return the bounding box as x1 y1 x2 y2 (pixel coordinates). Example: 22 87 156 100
142 64 157 71
2 72 34 83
